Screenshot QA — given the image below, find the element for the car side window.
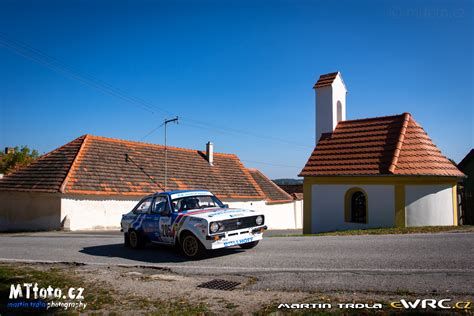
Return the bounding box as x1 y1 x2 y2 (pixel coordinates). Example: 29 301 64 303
152 196 168 214
135 198 152 214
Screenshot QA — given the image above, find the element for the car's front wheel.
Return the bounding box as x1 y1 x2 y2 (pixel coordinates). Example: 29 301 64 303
128 230 145 249
180 232 206 259
240 240 259 249
124 233 130 247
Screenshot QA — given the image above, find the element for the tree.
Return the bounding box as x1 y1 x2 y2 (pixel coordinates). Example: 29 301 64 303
0 146 39 174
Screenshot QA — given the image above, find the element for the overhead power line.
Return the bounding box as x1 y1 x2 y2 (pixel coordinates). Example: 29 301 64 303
0 32 313 150
240 159 300 169
180 121 312 151
0 32 166 115
139 122 165 141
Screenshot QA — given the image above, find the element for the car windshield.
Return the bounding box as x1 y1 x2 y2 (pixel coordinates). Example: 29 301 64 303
171 195 224 213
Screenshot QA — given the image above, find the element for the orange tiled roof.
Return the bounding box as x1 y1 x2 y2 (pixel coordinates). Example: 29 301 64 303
0 136 85 193
299 113 465 177
0 135 268 200
313 72 339 88
248 169 293 203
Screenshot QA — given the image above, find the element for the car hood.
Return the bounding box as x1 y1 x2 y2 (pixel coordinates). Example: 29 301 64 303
179 208 262 221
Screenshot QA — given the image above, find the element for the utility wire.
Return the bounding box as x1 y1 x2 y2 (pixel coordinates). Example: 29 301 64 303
0 32 313 150
182 120 312 149
180 121 312 152
139 122 165 141
0 32 165 115
240 159 300 168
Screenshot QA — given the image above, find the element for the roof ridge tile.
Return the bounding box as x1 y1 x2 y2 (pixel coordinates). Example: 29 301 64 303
388 113 410 173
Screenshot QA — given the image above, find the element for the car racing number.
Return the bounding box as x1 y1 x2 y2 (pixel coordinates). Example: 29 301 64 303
159 217 174 243
161 224 172 237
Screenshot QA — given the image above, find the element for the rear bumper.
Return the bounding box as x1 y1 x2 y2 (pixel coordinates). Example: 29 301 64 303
203 225 267 250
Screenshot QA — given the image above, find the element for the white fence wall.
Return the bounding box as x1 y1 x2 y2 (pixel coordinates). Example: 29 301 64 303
61 195 140 231
0 191 61 231
61 196 303 231
225 200 303 230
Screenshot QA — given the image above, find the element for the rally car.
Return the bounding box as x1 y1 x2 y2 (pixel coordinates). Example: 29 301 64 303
120 190 267 259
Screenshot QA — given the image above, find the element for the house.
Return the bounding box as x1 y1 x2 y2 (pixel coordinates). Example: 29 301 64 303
299 72 465 233
277 183 303 201
0 135 301 231
458 149 474 224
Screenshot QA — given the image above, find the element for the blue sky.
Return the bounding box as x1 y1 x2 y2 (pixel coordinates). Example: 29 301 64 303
0 0 472 179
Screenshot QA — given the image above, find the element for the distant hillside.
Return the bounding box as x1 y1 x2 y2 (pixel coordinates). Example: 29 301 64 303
272 178 303 185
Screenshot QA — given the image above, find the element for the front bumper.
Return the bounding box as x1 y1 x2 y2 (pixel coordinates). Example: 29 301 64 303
203 225 267 250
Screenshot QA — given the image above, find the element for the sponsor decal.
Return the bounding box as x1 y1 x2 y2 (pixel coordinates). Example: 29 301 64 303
189 217 203 223
223 237 253 247
7 283 87 311
169 191 212 199
207 209 245 217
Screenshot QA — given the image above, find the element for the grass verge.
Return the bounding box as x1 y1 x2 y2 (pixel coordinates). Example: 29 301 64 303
269 225 474 237
0 263 209 314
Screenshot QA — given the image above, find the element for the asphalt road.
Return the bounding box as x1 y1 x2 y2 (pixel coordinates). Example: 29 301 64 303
1 231 473 294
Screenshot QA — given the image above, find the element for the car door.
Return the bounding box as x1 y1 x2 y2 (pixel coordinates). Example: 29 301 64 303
141 196 163 243
130 197 153 231
156 196 175 244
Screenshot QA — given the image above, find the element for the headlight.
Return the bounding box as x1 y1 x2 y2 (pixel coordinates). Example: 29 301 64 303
209 222 219 233
256 215 263 226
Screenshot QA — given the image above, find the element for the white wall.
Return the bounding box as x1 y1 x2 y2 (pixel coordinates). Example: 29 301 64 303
0 191 61 231
61 196 303 231
405 185 454 227
315 74 346 142
61 195 140 231
315 86 334 143
311 184 395 233
223 199 303 230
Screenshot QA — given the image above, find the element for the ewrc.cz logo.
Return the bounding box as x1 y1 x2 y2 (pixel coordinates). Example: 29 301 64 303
390 299 472 310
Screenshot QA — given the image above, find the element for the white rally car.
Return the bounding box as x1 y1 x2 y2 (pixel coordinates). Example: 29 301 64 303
120 190 267 259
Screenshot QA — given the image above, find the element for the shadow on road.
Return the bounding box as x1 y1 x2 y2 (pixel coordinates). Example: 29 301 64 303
80 243 245 263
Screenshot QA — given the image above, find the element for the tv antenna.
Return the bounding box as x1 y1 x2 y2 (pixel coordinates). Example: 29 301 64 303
164 116 179 191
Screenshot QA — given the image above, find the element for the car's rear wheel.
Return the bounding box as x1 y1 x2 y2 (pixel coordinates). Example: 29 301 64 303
180 232 206 259
240 240 259 249
129 230 145 249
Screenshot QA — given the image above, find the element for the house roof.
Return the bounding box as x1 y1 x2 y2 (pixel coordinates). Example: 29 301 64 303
313 72 339 88
292 193 304 200
0 135 278 200
0 136 85 193
458 149 474 171
277 184 303 195
299 113 465 177
248 169 293 203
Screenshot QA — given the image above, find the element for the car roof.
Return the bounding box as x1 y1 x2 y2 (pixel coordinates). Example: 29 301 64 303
147 190 213 198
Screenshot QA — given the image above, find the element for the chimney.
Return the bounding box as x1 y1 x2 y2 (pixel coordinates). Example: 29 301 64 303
313 72 347 143
206 141 214 166
4 147 15 155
